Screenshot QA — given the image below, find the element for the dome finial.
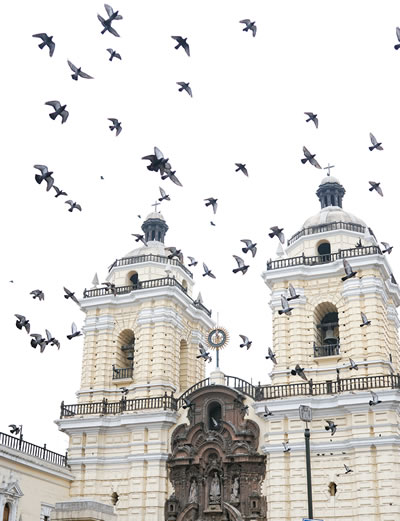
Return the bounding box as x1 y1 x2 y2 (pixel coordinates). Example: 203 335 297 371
323 163 335 176
316 172 345 209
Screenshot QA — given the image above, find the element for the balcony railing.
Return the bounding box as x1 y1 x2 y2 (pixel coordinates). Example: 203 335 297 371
112 366 133 379
110 253 193 279
83 277 212 317
0 432 68 467
313 343 340 357
287 221 366 246
266 245 381 271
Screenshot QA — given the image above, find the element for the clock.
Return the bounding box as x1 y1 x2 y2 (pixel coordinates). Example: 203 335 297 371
207 327 229 350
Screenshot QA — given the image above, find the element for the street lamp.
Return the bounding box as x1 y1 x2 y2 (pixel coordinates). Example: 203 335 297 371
299 405 313 520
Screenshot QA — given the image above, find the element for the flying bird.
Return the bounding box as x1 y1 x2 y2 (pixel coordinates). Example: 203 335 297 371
166 247 183 261
107 48 122 61
45 329 60 349
108 118 122 136
131 234 148 246
30 333 47 352
53 186 67 198
395 27 400 50
304 112 318 128
269 226 285 244
381 242 393 254
368 181 383 196
355 239 363 248
158 187 170 202
241 239 257 257
282 442 291 453
325 420 337 435
349 358 358 370
63 287 80 305
32 33 55 56
102 281 117 296
210 416 219 428
187 256 198 267
291 364 307 381
265 347 277 364
98 4 123 37
9 425 21 435
142 147 171 175
65 200 82 212
232 255 249 275
171 36 190 56
341 259 357 281
67 61 94 81
197 343 212 363
301 146 321 169
30 289 44 301
360 312 371 327
45 101 69 123
182 397 193 409
263 406 273 417
120 387 129 395
161 170 183 186
278 295 293 316
204 198 218 214
33 165 54 191
210 221 216 227
176 82 192 97
287 283 299 301
202 263 216 279
235 163 248 176
369 391 382 406
239 334 252 349
15 314 30 333
344 464 353 474
239 19 257 37
67 322 82 340
369 133 383 151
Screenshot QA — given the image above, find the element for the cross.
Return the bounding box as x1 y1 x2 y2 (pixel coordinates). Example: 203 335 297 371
323 163 335 176
151 200 160 212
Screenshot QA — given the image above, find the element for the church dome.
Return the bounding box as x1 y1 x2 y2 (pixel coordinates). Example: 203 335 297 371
302 206 366 228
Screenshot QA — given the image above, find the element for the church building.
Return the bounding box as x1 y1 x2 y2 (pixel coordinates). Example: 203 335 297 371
1 176 400 521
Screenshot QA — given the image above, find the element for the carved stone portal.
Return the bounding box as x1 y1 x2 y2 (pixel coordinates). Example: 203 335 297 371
165 385 267 521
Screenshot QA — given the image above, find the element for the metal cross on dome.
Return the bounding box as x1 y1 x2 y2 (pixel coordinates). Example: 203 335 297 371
323 163 335 176
151 200 160 212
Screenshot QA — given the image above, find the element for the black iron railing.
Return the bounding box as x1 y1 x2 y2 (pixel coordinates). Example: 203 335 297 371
287 221 366 246
0 432 68 467
313 343 340 357
176 378 211 408
83 277 211 317
112 366 133 380
111 254 193 278
266 245 381 271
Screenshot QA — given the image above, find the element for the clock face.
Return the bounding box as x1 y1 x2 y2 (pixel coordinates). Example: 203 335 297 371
207 328 228 349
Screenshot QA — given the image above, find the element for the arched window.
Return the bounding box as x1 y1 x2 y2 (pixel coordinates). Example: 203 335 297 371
3 504 10 521
179 340 190 392
328 482 337 496
128 271 139 289
208 401 222 430
113 329 135 379
314 303 340 357
317 241 331 262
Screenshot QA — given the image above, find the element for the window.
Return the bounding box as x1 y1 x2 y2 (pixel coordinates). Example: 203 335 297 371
208 401 222 430
317 241 331 262
314 303 340 357
329 482 337 496
3 504 10 521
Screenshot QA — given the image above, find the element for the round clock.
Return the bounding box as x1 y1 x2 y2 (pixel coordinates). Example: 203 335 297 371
207 327 229 350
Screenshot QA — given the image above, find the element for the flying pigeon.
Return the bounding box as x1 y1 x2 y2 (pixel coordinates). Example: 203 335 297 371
325 420 337 435
265 347 277 364
202 263 216 279
30 333 47 352
15 314 30 333
241 239 257 257
291 364 307 381
210 221 216 226
263 406 273 417
182 397 193 409
369 391 381 406
176 82 192 97
67 60 94 81
235 163 248 176
341 259 357 281
142 147 171 175
65 200 82 212
98 4 123 37
161 170 183 186
53 186 67 198
394 27 400 50
369 133 383 151
282 442 291 453
120 387 129 395
360 312 371 327
232 255 249 275
278 295 293 316
239 334 252 349
349 358 358 370
287 283 299 301
131 234 148 246
187 256 198 267
158 187 170 202
210 416 220 428
239 19 257 37
344 464 353 474
63 287 80 305
166 247 183 261
107 48 121 61
32 33 55 56
108 118 122 136
355 239 363 248
30 289 44 301
103 281 117 296
45 101 69 123
381 242 393 254
45 329 60 349
171 36 190 56
204 198 218 214
33 165 54 191
67 322 82 340
368 181 383 196
197 343 212 363
301 146 321 169
9 424 21 435
269 226 285 244
304 112 318 128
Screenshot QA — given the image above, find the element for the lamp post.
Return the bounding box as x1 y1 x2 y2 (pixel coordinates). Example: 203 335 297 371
299 405 313 519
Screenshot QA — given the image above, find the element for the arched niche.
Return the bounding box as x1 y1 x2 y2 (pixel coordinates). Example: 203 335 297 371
314 302 340 357
207 400 222 430
117 329 135 369
127 270 139 289
316 240 331 262
179 339 190 392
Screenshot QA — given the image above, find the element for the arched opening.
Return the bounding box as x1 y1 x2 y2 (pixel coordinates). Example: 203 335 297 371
317 240 331 262
3 504 10 521
128 270 139 289
151 230 156 240
179 339 190 392
182 279 188 292
208 401 222 430
111 492 119 505
328 482 337 496
113 329 135 379
314 303 340 357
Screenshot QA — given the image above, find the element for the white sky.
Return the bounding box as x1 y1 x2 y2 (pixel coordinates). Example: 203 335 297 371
2 0 400 454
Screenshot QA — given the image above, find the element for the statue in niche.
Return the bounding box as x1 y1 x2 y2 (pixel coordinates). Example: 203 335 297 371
230 476 240 502
209 472 221 504
188 479 198 504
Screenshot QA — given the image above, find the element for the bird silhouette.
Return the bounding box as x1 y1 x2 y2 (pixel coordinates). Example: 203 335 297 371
65 200 82 212
30 333 47 352
67 61 94 81
63 287 80 306
32 33 55 56
301 146 321 168
368 181 383 197
264 406 273 417
278 295 293 316
67 322 82 340
158 187 170 202
342 259 357 281
239 335 252 349
107 48 122 61
182 398 193 409
108 118 122 136
9 425 21 435
369 133 383 151
45 329 60 349
287 283 299 301
30 289 44 301
204 198 218 214
171 36 190 56
291 364 307 381
98 4 123 37
239 19 257 37
202 263 216 279
282 442 291 452
349 358 359 370
53 186 67 198
381 241 393 254
395 27 400 50
232 255 249 275
325 420 337 435
33 165 54 191
235 163 248 176
265 347 277 364
197 343 212 363
177 82 192 97
241 239 257 257
304 112 318 128
45 101 69 123
187 256 198 267
369 391 381 406
360 312 371 327
131 234 148 247
269 226 285 244
15 314 30 333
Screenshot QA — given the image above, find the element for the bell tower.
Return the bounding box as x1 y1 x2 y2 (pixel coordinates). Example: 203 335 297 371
263 175 400 385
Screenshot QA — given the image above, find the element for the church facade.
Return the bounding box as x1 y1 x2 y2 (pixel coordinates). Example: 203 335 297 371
2 177 400 520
